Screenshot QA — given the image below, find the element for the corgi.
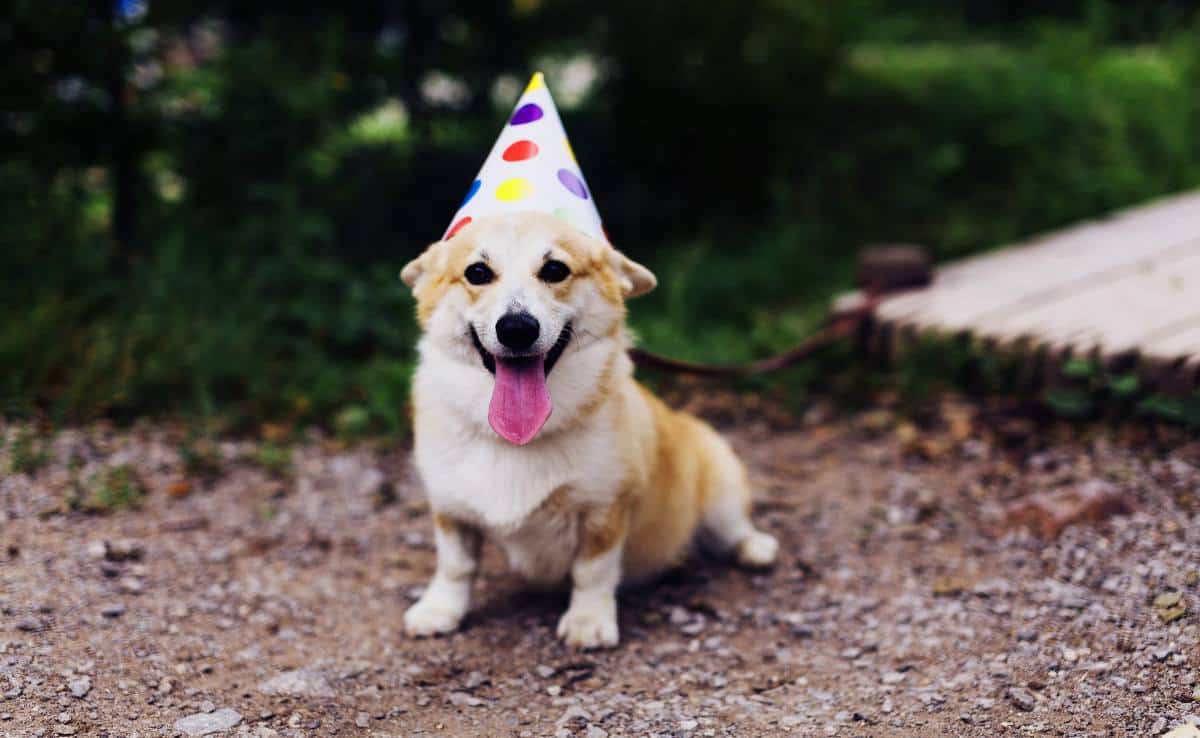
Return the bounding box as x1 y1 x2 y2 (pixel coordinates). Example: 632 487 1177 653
399 212 778 649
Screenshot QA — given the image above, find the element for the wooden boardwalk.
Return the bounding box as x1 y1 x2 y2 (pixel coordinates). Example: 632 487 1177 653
867 191 1200 384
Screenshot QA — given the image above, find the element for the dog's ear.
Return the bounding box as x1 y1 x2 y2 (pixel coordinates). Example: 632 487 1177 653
607 248 657 298
400 241 445 289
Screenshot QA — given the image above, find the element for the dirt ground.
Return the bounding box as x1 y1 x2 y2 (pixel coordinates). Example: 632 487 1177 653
2 398 1199 738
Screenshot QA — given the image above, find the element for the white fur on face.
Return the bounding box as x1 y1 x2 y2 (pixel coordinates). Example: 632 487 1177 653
417 215 628 438
443 218 620 359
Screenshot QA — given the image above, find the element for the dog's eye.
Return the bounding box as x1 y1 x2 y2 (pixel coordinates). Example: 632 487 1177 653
464 262 494 285
538 260 571 284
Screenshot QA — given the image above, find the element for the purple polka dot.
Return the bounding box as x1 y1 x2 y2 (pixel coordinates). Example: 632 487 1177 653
557 169 589 199
509 103 543 125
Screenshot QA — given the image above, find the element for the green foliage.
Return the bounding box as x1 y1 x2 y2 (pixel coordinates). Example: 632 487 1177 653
8 428 51 475
253 441 294 478
75 464 146 513
1138 394 1200 427
4 3 1200 430
179 432 222 479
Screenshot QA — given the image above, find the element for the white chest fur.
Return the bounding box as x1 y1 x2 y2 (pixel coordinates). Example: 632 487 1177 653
411 341 630 582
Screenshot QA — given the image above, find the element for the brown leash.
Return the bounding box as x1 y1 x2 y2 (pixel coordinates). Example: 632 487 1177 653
628 292 882 377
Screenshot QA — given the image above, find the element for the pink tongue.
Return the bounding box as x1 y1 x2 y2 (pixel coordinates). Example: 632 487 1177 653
488 355 552 445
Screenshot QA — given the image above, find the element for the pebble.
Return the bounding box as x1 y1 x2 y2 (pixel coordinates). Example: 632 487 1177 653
355 712 370 728
99 603 126 618
1007 687 1037 712
584 726 609 738
557 706 590 727
174 705 241 734
67 677 90 699
881 671 905 685
258 668 334 698
447 691 484 707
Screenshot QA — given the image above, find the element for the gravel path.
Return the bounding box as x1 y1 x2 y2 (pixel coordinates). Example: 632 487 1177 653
1 402 1198 737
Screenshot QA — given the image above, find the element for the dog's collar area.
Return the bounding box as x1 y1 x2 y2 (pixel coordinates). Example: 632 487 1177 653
469 322 572 376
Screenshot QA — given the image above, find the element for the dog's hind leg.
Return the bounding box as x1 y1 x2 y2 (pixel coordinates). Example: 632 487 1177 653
697 431 779 568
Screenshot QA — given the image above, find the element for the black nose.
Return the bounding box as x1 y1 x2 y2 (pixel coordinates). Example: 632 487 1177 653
495 312 540 351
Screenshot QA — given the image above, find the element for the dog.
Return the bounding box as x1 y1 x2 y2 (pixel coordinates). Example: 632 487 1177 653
399 212 778 649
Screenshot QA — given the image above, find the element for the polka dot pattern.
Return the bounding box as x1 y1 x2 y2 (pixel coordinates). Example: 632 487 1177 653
460 179 481 208
510 103 543 125
502 140 539 162
496 177 533 201
557 169 589 199
445 216 472 240
442 72 606 244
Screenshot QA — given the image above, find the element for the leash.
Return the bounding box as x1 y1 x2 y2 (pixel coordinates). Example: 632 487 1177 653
625 244 931 377
628 291 882 377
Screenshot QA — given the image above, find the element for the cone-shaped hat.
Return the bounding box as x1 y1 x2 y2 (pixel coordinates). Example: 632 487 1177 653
443 72 604 242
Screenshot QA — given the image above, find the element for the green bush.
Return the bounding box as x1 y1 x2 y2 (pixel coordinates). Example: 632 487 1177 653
5 4 1200 432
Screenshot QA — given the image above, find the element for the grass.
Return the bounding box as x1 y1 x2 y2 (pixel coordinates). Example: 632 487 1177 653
66 464 146 513
8 427 51 475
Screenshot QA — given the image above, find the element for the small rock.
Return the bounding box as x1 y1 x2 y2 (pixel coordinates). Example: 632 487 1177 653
355 712 370 728
118 577 144 595
103 539 145 562
557 705 591 728
258 668 334 698
881 671 905 685
15 617 43 632
447 691 484 707
1156 592 1184 609
1166 725 1200 738
534 665 556 679
584 726 609 738
174 708 243 736
158 677 174 694
67 677 91 699
54 726 77 736
99 603 126 618
1007 687 1036 712
199 700 216 713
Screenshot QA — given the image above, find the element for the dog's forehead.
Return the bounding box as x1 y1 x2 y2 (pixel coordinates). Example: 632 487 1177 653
465 214 595 265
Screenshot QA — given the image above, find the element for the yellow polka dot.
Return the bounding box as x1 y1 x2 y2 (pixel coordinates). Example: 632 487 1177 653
524 72 545 95
564 138 577 165
496 177 533 201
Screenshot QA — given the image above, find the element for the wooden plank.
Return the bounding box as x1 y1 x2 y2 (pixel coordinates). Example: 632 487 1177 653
877 192 1200 330
862 190 1200 388
1143 322 1200 362
978 242 1200 355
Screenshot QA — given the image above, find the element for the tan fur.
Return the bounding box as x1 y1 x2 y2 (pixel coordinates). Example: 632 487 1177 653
401 212 776 648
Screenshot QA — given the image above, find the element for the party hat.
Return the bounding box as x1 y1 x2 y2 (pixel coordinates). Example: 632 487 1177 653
443 72 604 242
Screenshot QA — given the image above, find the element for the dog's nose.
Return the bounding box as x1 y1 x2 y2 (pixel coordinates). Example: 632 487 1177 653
495 312 540 351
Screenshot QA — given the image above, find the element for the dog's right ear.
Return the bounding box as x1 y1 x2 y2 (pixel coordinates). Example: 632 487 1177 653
400 241 444 289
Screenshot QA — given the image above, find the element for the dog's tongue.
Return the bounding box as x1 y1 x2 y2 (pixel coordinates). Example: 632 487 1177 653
488 355 552 445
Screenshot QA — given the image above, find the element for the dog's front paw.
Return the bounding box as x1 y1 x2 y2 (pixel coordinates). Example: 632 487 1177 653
404 598 465 638
736 530 779 568
556 605 619 650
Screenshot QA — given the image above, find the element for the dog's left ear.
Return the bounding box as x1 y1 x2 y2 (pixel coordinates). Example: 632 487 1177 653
400 241 444 289
607 248 657 298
